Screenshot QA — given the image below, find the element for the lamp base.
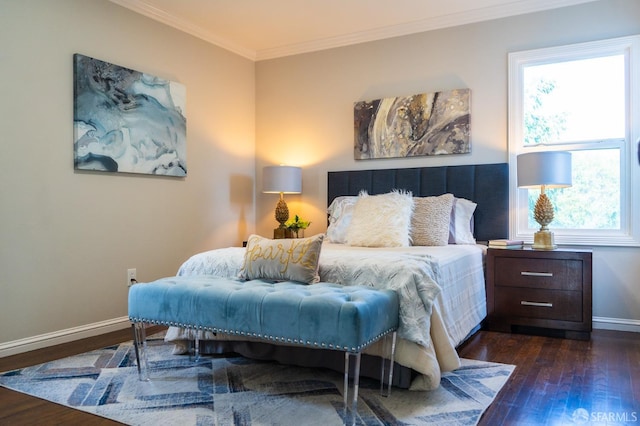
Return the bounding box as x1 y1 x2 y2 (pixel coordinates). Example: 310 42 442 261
532 230 557 250
273 228 294 239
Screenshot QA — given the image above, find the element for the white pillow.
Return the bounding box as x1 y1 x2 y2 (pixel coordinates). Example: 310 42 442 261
448 197 477 244
411 194 454 246
326 196 358 243
346 190 414 247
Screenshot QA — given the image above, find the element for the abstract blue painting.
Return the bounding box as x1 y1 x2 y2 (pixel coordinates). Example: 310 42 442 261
73 54 187 176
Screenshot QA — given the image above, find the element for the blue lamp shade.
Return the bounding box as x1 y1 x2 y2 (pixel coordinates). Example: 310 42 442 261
263 166 302 194
517 151 572 189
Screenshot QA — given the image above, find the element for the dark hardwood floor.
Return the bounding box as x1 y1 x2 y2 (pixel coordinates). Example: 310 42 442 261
458 329 640 426
0 327 638 425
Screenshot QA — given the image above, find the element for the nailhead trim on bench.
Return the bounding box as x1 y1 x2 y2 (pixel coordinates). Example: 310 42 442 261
128 316 396 352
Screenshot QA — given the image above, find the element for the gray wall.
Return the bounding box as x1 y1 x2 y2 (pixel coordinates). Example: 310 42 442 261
255 0 640 328
0 0 256 351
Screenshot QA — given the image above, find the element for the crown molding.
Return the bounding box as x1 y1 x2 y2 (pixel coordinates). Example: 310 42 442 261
257 0 598 60
109 0 257 60
110 0 598 62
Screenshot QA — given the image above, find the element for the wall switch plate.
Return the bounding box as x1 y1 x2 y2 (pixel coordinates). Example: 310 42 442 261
127 268 137 287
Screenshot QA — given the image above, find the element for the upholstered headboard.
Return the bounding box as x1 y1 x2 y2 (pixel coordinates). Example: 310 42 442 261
327 163 508 242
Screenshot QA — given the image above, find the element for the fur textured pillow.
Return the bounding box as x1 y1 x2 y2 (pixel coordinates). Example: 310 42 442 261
411 194 455 246
239 233 324 284
346 190 414 247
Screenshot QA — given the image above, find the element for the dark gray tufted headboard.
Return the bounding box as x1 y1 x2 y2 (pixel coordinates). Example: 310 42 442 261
327 163 509 242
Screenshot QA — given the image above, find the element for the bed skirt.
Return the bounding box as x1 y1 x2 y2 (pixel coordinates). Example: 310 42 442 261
188 340 416 389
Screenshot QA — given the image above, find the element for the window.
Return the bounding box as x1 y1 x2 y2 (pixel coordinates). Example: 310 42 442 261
509 35 640 246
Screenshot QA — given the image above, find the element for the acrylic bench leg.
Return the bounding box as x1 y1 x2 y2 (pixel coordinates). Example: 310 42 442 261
132 322 150 381
194 329 202 362
343 351 362 426
187 328 201 362
379 331 397 397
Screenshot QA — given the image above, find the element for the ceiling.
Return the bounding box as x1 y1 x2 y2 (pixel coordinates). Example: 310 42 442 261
110 0 597 61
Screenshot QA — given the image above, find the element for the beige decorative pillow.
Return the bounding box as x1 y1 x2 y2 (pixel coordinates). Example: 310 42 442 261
239 233 324 284
346 190 414 247
411 194 454 246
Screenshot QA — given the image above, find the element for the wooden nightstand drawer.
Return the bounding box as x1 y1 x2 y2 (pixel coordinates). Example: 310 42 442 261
494 257 582 291
495 288 582 322
485 248 593 340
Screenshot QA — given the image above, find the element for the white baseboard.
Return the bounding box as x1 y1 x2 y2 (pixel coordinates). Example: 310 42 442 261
0 316 131 358
593 316 640 333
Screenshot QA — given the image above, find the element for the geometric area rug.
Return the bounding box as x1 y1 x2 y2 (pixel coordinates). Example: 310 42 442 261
0 336 514 426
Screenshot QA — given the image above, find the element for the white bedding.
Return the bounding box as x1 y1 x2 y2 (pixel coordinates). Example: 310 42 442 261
166 242 487 390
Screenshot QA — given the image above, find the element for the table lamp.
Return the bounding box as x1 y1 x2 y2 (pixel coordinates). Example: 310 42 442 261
263 165 302 239
517 151 572 250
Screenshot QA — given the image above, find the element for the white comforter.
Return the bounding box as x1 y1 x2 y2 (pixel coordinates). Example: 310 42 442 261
169 242 486 390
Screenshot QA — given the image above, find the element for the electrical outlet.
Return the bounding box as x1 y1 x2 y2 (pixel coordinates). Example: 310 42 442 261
127 268 137 287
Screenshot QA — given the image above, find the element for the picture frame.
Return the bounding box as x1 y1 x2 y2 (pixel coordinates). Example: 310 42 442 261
354 89 470 160
73 54 187 176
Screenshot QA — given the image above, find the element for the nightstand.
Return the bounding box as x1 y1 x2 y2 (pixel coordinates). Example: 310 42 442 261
484 247 592 340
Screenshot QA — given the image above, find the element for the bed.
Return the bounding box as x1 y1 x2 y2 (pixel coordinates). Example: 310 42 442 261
165 163 509 390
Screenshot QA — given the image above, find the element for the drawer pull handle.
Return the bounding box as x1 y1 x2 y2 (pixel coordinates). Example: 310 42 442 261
521 301 553 308
521 271 553 277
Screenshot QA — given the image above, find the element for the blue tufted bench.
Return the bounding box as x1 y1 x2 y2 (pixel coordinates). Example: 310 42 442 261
128 276 399 422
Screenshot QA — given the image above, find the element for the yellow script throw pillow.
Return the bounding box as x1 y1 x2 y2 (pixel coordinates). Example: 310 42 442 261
240 233 324 284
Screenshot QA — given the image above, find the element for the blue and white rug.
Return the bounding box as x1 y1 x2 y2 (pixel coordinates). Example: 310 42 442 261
0 337 513 425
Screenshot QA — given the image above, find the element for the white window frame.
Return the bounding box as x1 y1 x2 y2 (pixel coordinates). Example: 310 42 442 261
508 35 640 247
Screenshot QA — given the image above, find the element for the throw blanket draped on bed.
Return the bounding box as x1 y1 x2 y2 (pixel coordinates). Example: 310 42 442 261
170 243 478 390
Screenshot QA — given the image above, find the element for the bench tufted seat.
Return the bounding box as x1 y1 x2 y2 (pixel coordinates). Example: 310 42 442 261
128 276 399 353
128 276 399 423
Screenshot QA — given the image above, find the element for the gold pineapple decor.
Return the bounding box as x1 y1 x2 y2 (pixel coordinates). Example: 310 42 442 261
533 192 554 230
